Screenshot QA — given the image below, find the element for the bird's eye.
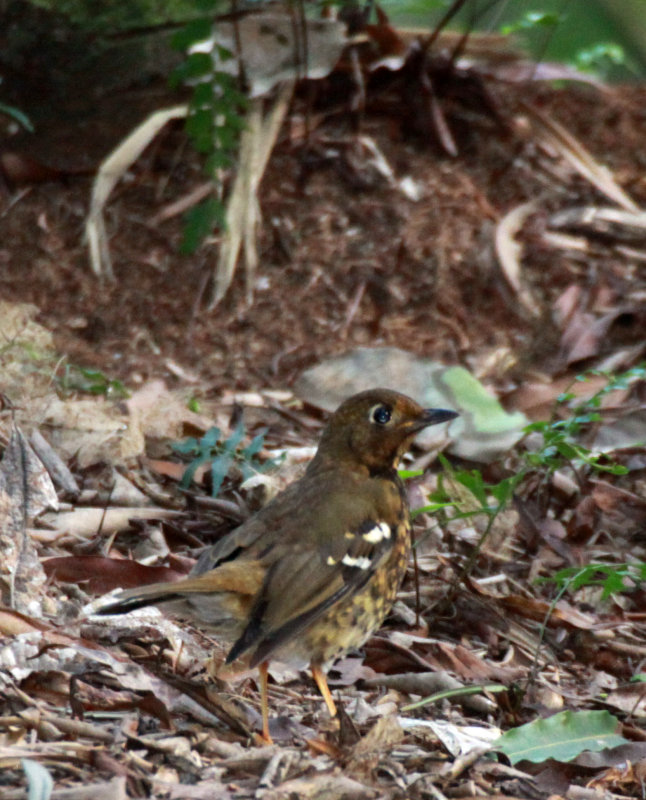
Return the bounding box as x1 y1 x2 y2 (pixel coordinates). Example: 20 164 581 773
371 405 392 425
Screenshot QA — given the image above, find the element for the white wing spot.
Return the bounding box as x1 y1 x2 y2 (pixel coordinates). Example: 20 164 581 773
362 522 391 543
341 554 371 570
327 555 337 565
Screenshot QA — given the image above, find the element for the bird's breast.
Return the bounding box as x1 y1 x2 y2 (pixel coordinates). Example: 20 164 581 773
275 516 412 669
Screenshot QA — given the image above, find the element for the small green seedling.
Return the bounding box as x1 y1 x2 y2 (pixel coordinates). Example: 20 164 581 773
57 365 129 398
173 422 280 498
541 562 646 601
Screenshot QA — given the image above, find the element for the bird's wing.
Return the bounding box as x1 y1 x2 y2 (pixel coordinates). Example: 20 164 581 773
227 494 403 666
190 480 305 574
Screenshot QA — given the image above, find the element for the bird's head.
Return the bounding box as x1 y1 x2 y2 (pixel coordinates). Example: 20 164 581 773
311 388 458 475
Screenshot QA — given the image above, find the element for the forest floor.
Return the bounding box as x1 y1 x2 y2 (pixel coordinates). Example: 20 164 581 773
1 30 646 799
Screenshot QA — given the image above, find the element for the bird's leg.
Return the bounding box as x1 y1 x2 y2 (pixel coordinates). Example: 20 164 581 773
258 661 273 744
311 664 337 717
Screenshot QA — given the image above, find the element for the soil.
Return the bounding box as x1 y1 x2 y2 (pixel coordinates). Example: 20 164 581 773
2 74 645 400
2 49 646 797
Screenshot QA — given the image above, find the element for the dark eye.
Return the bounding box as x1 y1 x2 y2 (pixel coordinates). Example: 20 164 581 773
371 405 392 425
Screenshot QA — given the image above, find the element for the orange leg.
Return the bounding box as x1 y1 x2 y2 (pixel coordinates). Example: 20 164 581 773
258 661 273 744
311 664 337 717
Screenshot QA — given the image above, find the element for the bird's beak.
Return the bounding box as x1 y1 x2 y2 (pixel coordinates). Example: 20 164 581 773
419 408 459 429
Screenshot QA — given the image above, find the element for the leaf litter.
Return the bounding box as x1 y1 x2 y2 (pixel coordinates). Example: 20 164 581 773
1 13 646 799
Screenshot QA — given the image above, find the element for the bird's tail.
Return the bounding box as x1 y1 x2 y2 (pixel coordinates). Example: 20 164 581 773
96 560 265 616
96 583 183 616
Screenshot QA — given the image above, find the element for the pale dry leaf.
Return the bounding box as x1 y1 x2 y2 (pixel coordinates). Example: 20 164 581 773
494 200 541 317
41 396 143 467
125 380 217 440
400 717 500 758
86 105 189 277
191 14 349 99
37 505 180 539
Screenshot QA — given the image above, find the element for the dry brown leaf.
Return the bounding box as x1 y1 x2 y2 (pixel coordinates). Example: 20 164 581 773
500 594 596 629
0 424 55 613
43 555 189 594
262 774 377 800
522 102 639 212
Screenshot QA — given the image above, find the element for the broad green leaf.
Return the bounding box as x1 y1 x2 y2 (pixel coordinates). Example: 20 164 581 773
171 18 213 52
181 197 223 253
441 366 526 434
495 710 628 764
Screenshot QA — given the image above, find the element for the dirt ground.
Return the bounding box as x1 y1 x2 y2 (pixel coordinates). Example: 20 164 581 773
2 76 644 399
2 46 646 799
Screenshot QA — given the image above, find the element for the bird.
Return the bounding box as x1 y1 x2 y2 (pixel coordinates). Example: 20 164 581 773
97 388 458 742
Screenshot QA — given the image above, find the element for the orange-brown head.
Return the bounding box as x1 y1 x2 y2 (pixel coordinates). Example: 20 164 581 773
308 388 458 476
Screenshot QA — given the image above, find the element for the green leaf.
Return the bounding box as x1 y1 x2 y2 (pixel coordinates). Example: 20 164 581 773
180 196 223 253
242 431 267 459
576 43 627 74
200 426 221 450
195 0 221 12
441 366 526 434
398 468 424 479
182 52 214 80
224 421 246 453
205 150 233 172
555 440 580 460
542 562 646 600
489 475 520 505
186 108 216 153
180 455 207 489
0 101 34 132
172 436 199 455
411 501 456 517
502 11 561 35
452 468 487 506
171 18 213 52
495 710 628 765
192 81 215 106
210 453 232 497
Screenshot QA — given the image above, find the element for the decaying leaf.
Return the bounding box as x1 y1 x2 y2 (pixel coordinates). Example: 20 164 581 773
0 424 56 613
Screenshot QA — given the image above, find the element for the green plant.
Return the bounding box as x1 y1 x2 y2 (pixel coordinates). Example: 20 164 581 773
418 456 521 539
0 100 34 133
500 10 562 36
57 365 129 398
495 709 627 765
541 562 646 601
574 42 629 77
420 456 522 607
419 367 643 601
522 366 644 483
173 422 281 497
170 2 248 253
